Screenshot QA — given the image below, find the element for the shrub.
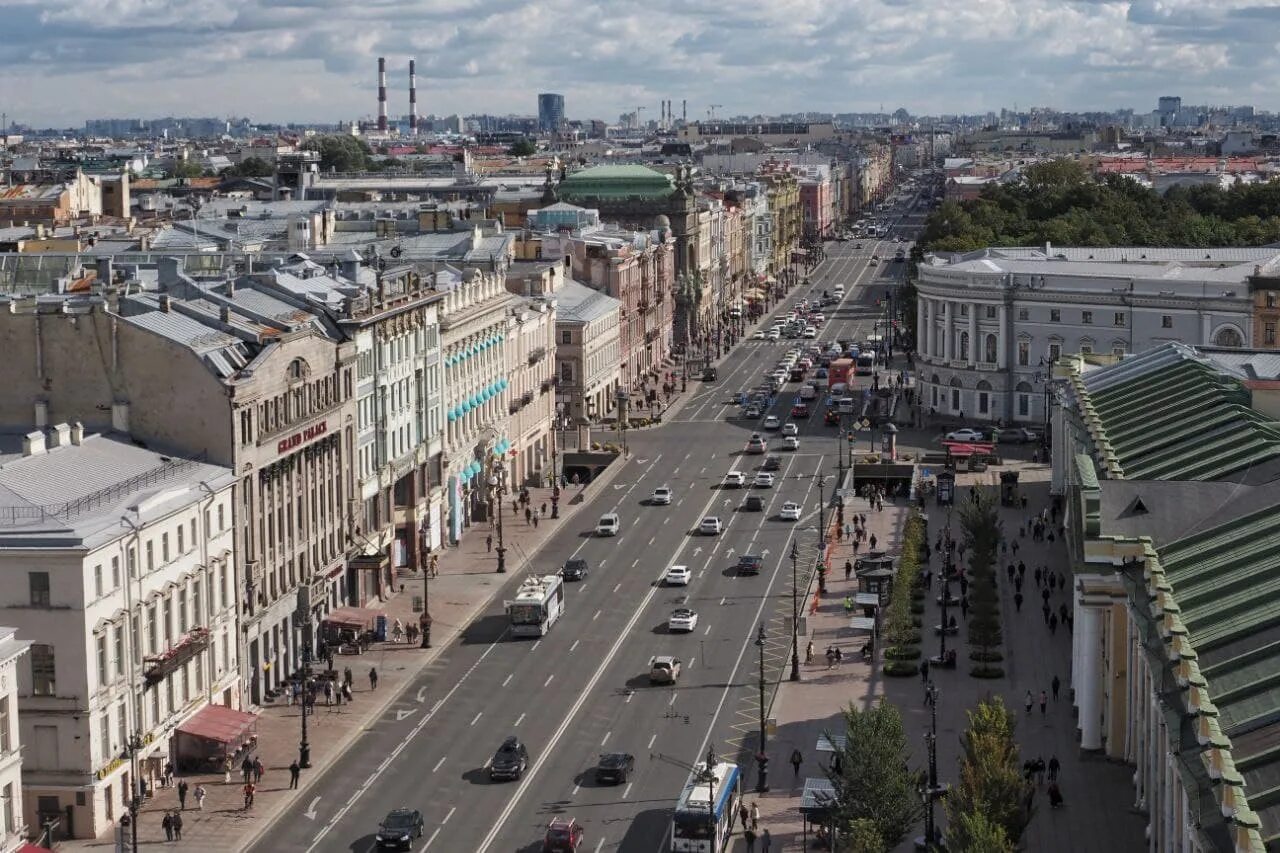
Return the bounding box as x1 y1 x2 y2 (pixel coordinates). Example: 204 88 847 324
884 646 921 661
883 661 919 677
969 666 1005 678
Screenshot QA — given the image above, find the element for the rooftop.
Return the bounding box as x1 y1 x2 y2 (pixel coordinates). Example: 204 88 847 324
556 279 620 325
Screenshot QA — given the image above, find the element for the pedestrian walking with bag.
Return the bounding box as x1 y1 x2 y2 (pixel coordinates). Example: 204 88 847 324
194 784 206 810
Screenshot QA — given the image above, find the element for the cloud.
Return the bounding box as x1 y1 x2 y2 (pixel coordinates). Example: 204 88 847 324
0 0 1276 127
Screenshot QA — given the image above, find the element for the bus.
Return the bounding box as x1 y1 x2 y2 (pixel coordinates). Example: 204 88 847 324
827 357 854 389
671 760 742 852
855 351 878 376
504 574 565 637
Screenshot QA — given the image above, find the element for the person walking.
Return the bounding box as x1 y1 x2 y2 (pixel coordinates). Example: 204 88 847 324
844 560 853 581
177 779 189 810
738 802 750 831
241 755 254 784
743 828 757 852
1025 690 1034 715
1051 674 1061 701
162 812 174 842
243 781 255 809
805 640 814 665
1049 613 1059 634
790 749 803 779
253 756 264 784
751 801 760 830
1014 591 1024 612
1039 691 1048 714
172 811 183 841
224 755 233 785
289 759 301 789
1048 755 1061 781
369 667 378 690
761 827 772 852
920 659 930 684
194 784 206 810
486 534 493 552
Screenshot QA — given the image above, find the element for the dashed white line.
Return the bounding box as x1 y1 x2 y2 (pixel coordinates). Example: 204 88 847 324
470 712 483 726
601 730 611 746
514 712 526 727
720 596 727 605
531 640 541 652
623 782 634 800
442 806 456 824
632 558 640 567
613 583 621 593
593 609 601 620
647 733 657 750
648 536 655 545
431 756 445 773
688 657 696 670
594 839 605 853
570 639 580 652
669 692 678 706
704 624 712 636
501 674 512 688
422 827 442 850
573 783 581 796
544 674 555 687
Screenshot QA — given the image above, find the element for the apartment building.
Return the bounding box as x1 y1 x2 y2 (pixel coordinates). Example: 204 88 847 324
0 628 29 850
504 294 557 487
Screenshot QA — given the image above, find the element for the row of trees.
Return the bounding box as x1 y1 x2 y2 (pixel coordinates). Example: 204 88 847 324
959 492 1004 677
882 511 927 676
945 696 1033 851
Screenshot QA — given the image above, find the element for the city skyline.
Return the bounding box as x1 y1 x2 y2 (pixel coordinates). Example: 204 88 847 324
3 0 1280 128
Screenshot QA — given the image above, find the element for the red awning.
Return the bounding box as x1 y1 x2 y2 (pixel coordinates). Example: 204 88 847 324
322 606 382 630
941 441 994 456
176 704 257 745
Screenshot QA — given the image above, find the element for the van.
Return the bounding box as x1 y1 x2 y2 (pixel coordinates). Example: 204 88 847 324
595 514 621 536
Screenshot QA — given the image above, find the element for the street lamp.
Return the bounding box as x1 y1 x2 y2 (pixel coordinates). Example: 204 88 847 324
551 403 563 519
916 682 942 851
816 475 829 594
706 744 719 853
789 539 801 682
488 469 507 573
299 632 312 768
418 522 432 649
754 622 770 793
123 732 144 852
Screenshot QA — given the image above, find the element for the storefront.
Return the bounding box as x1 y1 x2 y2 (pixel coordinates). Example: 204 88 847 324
172 705 259 774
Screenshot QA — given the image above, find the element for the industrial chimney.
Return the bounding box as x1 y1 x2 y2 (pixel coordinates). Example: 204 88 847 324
377 57 388 132
682 99 687 124
409 60 418 135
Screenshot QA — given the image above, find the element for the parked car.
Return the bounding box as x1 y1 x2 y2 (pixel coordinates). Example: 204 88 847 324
997 427 1040 444
944 428 985 443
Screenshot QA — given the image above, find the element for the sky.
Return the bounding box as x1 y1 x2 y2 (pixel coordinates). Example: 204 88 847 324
3 0 1280 128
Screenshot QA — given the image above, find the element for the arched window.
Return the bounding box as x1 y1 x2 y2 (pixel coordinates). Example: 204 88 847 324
984 334 997 363
1214 326 1244 348
286 358 309 383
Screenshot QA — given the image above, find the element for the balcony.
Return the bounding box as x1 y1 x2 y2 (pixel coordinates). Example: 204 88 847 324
144 627 211 686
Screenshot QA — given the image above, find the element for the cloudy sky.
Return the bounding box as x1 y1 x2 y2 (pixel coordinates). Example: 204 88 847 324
2 0 1278 128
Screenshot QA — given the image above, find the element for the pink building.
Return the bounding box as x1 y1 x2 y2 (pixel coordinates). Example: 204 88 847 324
799 175 834 240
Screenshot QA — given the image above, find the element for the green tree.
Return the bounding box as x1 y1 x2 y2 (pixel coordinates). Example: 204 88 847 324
946 697 1031 850
222 156 274 178
169 160 204 179
947 812 1014 853
508 138 537 157
300 134 371 172
847 818 887 853
825 700 924 849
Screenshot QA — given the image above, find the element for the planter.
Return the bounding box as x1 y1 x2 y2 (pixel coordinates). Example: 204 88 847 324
969 665 1005 679
883 661 919 678
884 646 921 661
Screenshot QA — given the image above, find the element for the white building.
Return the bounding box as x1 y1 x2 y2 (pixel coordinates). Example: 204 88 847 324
0 627 30 851
0 426 239 841
504 294 557 487
914 244 1270 425
555 279 622 424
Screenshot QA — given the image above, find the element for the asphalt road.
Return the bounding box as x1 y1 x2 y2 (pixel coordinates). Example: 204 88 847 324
252 204 925 853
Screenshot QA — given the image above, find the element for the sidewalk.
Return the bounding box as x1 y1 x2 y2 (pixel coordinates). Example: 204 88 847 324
69 476 628 852
736 463 1146 852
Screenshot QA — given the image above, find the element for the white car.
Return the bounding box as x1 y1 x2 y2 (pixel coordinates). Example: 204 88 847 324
753 472 775 488
664 565 692 586
596 513 621 536
798 385 817 400
803 327 818 339
651 486 674 505
763 415 781 430
812 314 825 325
765 329 780 341
668 608 699 632
781 423 799 437
779 501 802 521
752 329 766 340
746 434 767 454
723 471 746 488
699 517 723 535
782 436 800 450
945 428 985 442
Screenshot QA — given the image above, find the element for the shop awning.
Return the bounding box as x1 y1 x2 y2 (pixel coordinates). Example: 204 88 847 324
176 704 257 745
322 606 383 630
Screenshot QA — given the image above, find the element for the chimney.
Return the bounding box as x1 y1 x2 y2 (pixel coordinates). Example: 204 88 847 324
159 294 172 312
70 422 85 446
22 430 46 457
409 59 418 136
682 99 687 124
34 400 49 428
220 305 232 323
111 402 130 434
157 256 182 288
49 422 72 448
377 57 388 132
96 256 113 286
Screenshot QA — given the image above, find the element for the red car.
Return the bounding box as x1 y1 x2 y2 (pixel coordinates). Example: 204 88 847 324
544 818 584 852
791 402 810 418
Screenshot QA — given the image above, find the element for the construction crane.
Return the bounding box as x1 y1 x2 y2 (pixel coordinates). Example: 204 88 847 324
707 104 723 120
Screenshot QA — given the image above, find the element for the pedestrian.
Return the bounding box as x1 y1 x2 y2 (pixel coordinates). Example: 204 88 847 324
429 554 439 578
762 827 772 852
525 507 532 525
960 596 969 619
224 755 233 785
869 533 877 550
1014 591 1024 612
1042 587 1051 606
1015 576 1023 593
289 759 301 789
1035 757 1046 786
1034 567 1042 587
1048 572 1057 591
1048 755 1061 781
1039 691 1048 714
834 646 843 665
533 514 539 529
790 749 803 779
1025 690 1034 714
393 619 404 643
1052 674 1061 701
920 659 930 684
194 784 206 810
324 680 333 705
1048 781 1064 808
751 801 760 830
164 761 175 787
344 666 353 687
844 560 853 581
369 667 378 690
243 782 255 809
744 828 757 852
1043 603 1051 625
805 640 814 664
486 534 493 553
541 502 547 517
739 802 750 830
1058 571 1067 590
253 756 264 784
162 812 174 842
343 682 353 702
1049 613 1058 634
241 755 254 784
177 779 188 810
172 811 183 841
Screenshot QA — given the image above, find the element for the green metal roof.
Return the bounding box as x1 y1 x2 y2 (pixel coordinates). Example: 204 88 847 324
558 165 675 201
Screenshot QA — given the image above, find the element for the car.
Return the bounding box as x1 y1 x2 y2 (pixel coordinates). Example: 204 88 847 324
752 329 766 340
736 554 764 576
765 329 780 341
803 327 818 339
490 736 530 780
812 314 826 325
744 404 762 418
779 501 802 521
762 455 782 471
544 817 585 852
745 434 767 454
664 565 692 586
562 558 589 581
797 357 813 370
699 517 724 535
815 367 829 379
753 472 775 488
648 655 682 684
945 428 985 442
668 607 699 633
651 486 674 505
742 495 765 512
596 753 636 785
781 423 800 438
595 513 621 536
798 384 817 400
783 436 800 450
723 471 746 489
997 427 1041 444
763 415 781 430
376 809 425 849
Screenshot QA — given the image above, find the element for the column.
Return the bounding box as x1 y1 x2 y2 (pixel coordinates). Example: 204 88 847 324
967 303 977 367
997 304 1009 369
941 302 951 362
918 296 929 358
1078 604 1105 750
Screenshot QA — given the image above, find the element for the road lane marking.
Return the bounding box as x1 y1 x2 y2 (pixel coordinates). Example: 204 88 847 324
544 674 555 687
442 807 456 824
594 839 605 853
593 609 601 620
647 733 657 749
720 596 727 605
573 783 581 796
531 640 541 652
601 730 611 745
470 712 482 726
303 797 321 820
623 782 633 800
649 536 655 545
432 756 445 773
501 674 512 688
422 827 442 850
704 624 712 635
515 712 525 727
570 639 579 652
613 583 621 593
669 692 678 706
632 558 639 567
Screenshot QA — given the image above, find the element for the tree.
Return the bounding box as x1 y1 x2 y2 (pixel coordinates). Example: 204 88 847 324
169 160 204 179
508 138 537 157
825 700 924 849
221 156 273 178
846 818 887 853
947 812 1013 853
946 697 1031 851
300 134 371 172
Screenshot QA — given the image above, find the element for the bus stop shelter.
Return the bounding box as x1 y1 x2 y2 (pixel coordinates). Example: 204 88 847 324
799 777 837 849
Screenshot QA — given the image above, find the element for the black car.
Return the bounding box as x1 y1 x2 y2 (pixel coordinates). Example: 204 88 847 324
376 809 424 849
490 736 530 781
736 554 764 576
562 558 588 581
742 495 765 512
762 455 781 472
596 752 636 784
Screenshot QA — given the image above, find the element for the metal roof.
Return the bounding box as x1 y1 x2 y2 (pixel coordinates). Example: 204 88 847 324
556 279 620 325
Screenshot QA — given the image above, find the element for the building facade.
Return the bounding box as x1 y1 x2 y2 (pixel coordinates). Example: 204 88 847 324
538 94 565 133
0 428 237 841
0 627 29 850
504 293 557 487
555 279 622 424
914 245 1265 425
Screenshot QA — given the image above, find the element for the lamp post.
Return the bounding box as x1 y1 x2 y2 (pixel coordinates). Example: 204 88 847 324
754 622 770 793
551 403 562 518
938 512 953 664
917 682 941 851
299 631 312 768
488 469 507 573
789 539 801 682
123 732 143 852
615 388 629 456
816 474 828 594
706 744 719 853
418 521 432 649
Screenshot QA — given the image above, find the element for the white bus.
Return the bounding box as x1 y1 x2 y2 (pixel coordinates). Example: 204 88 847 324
671 760 742 853
855 351 878 376
505 574 565 637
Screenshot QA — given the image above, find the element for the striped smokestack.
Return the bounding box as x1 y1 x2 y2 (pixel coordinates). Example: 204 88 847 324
377 56 388 132
409 59 418 135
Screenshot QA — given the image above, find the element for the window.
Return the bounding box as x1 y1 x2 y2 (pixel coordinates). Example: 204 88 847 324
1080 344 1092 355
1113 346 1126 358
560 363 573 382
217 504 226 532
1050 309 1060 322
111 556 120 590
193 580 202 628
1018 394 1030 417
959 304 969 317
1114 312 1126 327
94 564 104 599
958 332 969 361
113 627 123 680
1048 343 1062 361
179 589 189 633
30 644 55 696
163 598 173 645
560 330 572 345
1018 308 1029 321
1267 323 1277 346
1081 311 1093 325
984 334 997 363
100 714 112 765
146 541 155 573
1017 341 1030 367
219 563 228 611
96 634 109 686
1268 292 1277 309
985 305 997 319
0 698 9 753
128 547 137 578
161 533 170 563
1162 315 1173 329
177 525 185 554
977 392 989 415
29 572 50 607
